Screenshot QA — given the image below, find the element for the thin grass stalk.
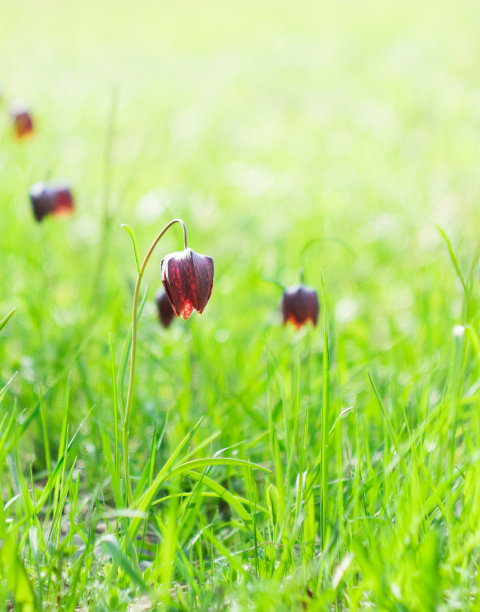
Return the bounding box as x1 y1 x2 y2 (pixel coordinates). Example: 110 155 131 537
320 276 330 547
122 219 187 505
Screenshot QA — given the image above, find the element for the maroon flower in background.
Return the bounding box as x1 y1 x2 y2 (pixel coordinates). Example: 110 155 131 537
10 103 34 139
29 183 54 221
29 182 74 222
161 248 214 319
52 185 74 217
281 285 319 329
156 290 175 328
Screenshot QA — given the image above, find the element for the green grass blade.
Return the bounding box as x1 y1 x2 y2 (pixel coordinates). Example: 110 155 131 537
0 308 16 333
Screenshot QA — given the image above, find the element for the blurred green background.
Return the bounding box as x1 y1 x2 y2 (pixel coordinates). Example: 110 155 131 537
2 0 479 424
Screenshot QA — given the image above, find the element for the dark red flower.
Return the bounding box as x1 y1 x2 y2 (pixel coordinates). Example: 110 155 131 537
10 104 34 139
155 290 175 328
161 248 214 319
281 285 319 329
29 182 74 222
52 185 74 217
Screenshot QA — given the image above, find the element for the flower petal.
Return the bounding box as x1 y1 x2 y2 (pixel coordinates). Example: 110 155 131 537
52 186 74 216
29 183 55 222
161 248 214 320
156 290 175 328
10 104 34 139
281 285 319 329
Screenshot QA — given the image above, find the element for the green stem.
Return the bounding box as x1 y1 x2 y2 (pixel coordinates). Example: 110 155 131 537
320 275 329 547
123 218 187 505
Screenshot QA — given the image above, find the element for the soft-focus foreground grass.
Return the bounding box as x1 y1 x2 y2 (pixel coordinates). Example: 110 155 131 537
2 0 480 609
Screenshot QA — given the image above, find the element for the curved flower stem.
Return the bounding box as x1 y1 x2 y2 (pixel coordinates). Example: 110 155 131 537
123 218 187 505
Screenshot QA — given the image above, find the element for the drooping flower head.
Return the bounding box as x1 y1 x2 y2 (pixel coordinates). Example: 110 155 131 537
281 285 319 329
29 183 54 221
10 102 34 139
29 182 74 222
52 186 74 216
155 290 175 328
161 248 214 319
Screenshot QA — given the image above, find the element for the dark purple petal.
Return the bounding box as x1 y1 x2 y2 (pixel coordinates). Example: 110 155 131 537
156 290 175 328
29 182 56 222
281 285 319 329
161 248 214 320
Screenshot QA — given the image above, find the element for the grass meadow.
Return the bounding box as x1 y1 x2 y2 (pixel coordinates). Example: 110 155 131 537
2 0 480 609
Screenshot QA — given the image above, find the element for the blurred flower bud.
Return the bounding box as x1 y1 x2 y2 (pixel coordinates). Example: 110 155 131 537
156 290 175 328
281 285 319 329
10 102 34 138
29 182 74 222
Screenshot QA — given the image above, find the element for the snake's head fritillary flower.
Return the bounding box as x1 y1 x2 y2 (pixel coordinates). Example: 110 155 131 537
29 182 74 222
281 285 319 329
10 103 34 139
30 182 55 221
161 248 214 319
51 185 74 217
156 290 175 328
